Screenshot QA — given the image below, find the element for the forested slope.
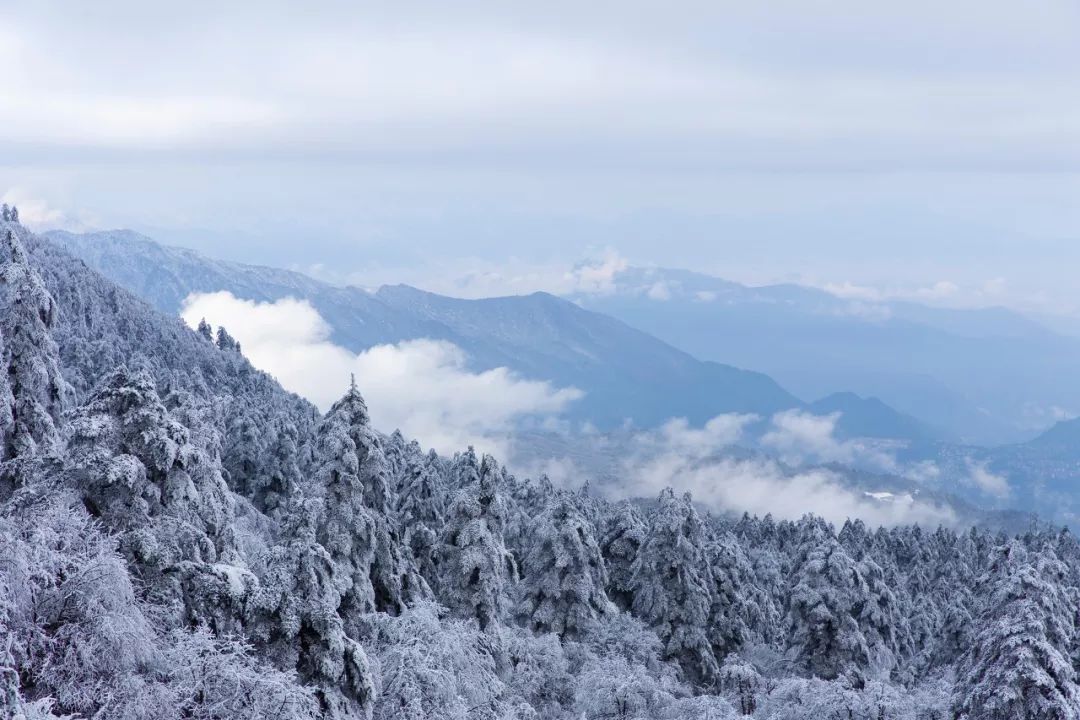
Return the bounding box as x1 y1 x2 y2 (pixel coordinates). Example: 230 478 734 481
1 218 1077 719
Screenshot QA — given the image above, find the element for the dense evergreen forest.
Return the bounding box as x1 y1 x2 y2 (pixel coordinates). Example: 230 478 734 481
1 215 1077 719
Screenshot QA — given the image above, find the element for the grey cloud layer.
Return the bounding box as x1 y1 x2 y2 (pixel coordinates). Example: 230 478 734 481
4 2 1080 170
5 1 1080 319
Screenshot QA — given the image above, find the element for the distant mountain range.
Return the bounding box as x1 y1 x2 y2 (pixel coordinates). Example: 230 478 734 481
571 266 1080 444
52 229 952 446
49 230 803 431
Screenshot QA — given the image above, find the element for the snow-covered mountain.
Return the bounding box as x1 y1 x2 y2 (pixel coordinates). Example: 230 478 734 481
571 265 1080 444
5 217 1079 720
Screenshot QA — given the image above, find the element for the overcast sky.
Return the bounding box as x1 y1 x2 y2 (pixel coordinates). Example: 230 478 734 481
3 1 1080 316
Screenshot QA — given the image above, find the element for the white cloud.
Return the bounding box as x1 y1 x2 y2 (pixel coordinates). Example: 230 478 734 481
314 248 634 300
653 415 757 454
823 279 959 305
610 415 955 528
514 455 587 488
913 280 960 301
833 302 893 321
645 281 670 301
761 410 898 472
568 249 629 295
815 277 1051 314
823 282 883 301
180 291 581 455
509 408 958 526
0 188 94 231
965 459 1010 499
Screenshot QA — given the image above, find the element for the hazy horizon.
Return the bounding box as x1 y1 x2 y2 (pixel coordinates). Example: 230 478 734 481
4 1 1080 319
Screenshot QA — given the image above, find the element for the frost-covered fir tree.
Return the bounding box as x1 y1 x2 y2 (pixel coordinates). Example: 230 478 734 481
0 326 13 472
854 554 904 679
516 491 614 638
704 532 775 660
63 367 240 621
504 474 555 562
437 449 516 630
630 489 718 688
0 230 72 462
382 429 409 483
311 383 426 620
394 442 446 581
600 500 649 611
64 367 233 539
216 325 241 353
222 396 304 519
249 497 377 720
0 477 319 720
952 542 1080 720
785 535 876 686
196 318 213 342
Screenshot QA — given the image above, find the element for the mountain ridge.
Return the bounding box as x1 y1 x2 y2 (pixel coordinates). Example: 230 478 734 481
49 229 811 432
570 264 1080 444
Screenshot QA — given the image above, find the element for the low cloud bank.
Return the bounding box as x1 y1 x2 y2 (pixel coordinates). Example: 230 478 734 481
610 414 958 528
181 291 581 456
964 459 1010 499
761 409 899 472
512 410 961 528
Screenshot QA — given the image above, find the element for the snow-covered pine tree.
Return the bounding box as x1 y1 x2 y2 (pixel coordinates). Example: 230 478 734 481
0 326 13 476
196 318 213 342
952 542 1080 720
64 367 233 540
311 384 426 621
704 531 775 660
784 535 874 687
382 429 408 484
222 396 304 520
249 497 377 720
855 554 904 680
599 500 649 611
436 449 516 630
504 474 554 563
516 491 613 638
216 325 241 353
394 442 447 581
0 230 72 462
63 366 242 624
366 602 509 720
630 488 718 689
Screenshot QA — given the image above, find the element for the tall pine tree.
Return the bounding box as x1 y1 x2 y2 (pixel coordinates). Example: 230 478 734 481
953 543 1080 720
516 491 613 638
0 230 72 462
311 384 427 621
436 449 516 630
629 489 717 688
